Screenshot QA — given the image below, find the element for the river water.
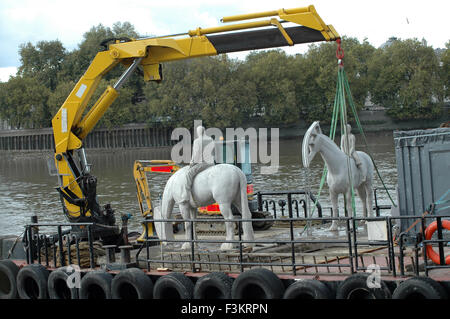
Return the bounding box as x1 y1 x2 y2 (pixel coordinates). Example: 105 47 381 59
0 132 397 236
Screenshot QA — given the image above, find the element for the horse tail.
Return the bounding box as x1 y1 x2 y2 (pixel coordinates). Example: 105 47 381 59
158 177 175 241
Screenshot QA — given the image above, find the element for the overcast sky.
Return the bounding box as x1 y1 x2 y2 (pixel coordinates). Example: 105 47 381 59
1 0 449 81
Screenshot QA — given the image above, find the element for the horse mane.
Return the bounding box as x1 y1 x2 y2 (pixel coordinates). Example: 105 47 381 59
315 132 342 154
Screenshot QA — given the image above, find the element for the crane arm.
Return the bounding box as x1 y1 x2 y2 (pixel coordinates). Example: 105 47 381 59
51 5 339 232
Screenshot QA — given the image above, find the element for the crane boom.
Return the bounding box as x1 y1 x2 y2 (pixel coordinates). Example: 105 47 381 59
51 5 339 238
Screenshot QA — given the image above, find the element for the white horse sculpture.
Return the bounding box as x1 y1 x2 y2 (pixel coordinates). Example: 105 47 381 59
154 164 254 251
302 122 374 230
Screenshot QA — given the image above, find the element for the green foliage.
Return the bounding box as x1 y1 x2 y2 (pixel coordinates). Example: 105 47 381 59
0 76 50 128
143 56 257 128
440 41 450 100
0 20 447 131
18 40 66 90
368 38 444 120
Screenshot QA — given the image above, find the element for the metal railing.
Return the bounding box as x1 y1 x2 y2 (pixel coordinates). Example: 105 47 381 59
23 223 96 269
21 214 449 279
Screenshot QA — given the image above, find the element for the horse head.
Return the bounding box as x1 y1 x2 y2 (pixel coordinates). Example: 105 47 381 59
302 121 323 168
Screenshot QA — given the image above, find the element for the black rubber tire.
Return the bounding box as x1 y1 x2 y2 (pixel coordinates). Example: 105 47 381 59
194 272 233 299
0 260 20 299
322 281 339 299
16 264 49 299
283 279 332 299
231 268 285 299
79 270 113 299
336 273 391 299
112 268 153 299
251 211 274 231
153 272 194 299
392 277 448 299
47 266 79 299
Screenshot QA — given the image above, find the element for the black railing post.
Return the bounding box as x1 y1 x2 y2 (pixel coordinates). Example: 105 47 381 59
346 219 354 273
387 217 396 276
420 217 429 276
66 235 72 266
87 225 95 269
352 218 358 271
257 192 263 211
287 193 296 275
374 188 380 217
190 219 195 273
436 217 445 266
145 220 150 271
398 232 406 276
57 226 64 267
237 217 243 273
27 226 33 264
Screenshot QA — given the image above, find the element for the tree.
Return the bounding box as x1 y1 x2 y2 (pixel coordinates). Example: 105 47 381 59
368 38 444 120
143 56 257 128
0 76 50 128
440 41 450 100
17 40 66 90
47 80 77 116
239 50 297 125
297 37 375 124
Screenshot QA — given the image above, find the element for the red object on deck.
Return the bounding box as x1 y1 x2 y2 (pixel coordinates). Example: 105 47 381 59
425 220 450 265
150 166 174 173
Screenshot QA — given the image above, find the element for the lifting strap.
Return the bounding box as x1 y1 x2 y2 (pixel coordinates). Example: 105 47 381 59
304 40 397 232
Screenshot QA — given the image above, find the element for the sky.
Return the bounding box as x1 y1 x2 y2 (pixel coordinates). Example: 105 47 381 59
0 0 449 82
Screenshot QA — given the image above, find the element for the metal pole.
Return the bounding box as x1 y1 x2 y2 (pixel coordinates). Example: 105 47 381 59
87 225 95 269
57 226 64 267
436 217 445 265
113 58 143 90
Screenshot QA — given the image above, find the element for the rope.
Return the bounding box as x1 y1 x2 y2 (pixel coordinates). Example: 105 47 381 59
301 39 399 234
342 70 397 207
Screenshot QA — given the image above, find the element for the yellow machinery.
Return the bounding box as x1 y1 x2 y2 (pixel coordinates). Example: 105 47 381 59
133 160 179 241
50 5 339 239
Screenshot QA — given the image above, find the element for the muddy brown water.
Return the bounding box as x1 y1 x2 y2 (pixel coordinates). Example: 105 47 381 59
0 132 397 236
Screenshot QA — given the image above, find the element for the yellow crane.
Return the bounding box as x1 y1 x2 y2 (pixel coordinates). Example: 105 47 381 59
50 5 339 239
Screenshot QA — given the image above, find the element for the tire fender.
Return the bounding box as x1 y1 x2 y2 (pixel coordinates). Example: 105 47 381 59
16 264 49 299
0 260 20 299
153 272 194 299
283 279 332 299
336 273 391 299
194 272 233 299
79 270 113 299
392 277 448 299
231 268 285 299
47 266 79 299
112 268 153 299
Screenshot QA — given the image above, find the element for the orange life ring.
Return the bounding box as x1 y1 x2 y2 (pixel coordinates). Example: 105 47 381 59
424 220 450 265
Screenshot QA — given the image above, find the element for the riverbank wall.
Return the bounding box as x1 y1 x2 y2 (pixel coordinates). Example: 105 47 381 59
0 124 174 151
0 110 448 151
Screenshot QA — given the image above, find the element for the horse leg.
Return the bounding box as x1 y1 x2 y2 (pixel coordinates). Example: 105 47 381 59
365 180 374 218
158 197 175 245
233 198 254 251
329 191 339 231
356 185 368 227
179 203 193 250
346 188 354 218
218 203 235 251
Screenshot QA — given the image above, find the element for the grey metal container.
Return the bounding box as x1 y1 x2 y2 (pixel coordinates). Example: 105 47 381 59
394 127 450 232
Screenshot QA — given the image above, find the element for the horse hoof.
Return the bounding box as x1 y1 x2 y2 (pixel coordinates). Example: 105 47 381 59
220 243 234 251
243 244 254 253
328 223 338 231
